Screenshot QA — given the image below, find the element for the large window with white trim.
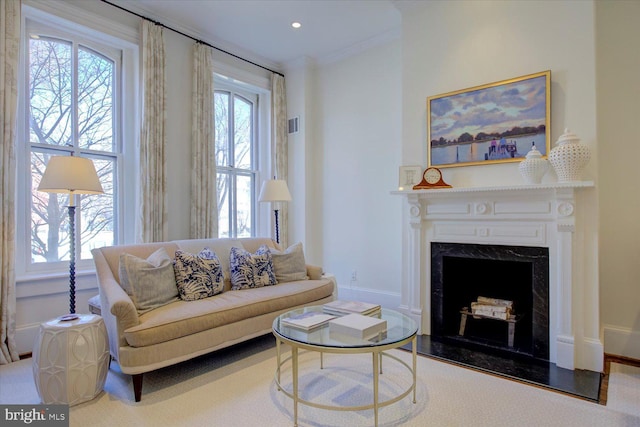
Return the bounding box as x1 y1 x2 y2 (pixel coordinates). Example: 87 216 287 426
17 14 135 275
215 82 259 238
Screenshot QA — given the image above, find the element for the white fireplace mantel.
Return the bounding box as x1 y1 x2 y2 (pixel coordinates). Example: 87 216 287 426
392 181 601 371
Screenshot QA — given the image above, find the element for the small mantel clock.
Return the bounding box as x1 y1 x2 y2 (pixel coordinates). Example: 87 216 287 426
413 167 452 189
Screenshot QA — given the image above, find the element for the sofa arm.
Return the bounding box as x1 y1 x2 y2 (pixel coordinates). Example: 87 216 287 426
92 248 140 359
306 264 323 280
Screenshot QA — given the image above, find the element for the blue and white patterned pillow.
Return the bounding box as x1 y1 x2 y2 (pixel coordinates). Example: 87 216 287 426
173 247 224 301
229 245 277 290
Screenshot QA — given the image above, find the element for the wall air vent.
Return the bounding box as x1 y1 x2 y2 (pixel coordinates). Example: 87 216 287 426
288 117 299 134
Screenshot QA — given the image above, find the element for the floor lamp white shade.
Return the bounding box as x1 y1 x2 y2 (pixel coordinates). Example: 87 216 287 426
258 179 292 203
258 179 291 244
38 155 104 317
38 156 104 205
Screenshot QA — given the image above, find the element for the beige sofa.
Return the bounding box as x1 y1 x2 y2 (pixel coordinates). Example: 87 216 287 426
91 237 335 401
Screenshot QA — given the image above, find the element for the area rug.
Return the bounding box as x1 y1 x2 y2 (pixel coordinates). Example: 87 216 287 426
1 336 639 426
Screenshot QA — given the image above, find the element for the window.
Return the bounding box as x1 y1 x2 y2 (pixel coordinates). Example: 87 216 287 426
215 83 259 238
17 13 135 275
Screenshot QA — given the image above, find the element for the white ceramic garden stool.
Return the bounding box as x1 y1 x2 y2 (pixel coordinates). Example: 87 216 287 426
32 314 110 406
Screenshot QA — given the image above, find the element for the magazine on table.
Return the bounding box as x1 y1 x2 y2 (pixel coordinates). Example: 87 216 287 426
323 300 381 316
281 311 336 331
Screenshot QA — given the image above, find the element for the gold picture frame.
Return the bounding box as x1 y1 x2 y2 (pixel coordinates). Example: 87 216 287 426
428 70 551 168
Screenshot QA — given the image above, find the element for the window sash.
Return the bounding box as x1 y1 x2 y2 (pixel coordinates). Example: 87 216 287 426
18 17 123 275
215 83 258 238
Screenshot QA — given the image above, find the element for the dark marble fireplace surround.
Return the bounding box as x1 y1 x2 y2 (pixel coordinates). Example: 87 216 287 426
419 241 600 401
431 242 550 362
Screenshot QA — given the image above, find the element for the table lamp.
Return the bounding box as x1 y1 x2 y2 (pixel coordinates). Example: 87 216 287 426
38 155 104 320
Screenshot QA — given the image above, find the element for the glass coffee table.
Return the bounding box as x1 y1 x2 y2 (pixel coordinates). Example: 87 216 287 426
272 305 418 427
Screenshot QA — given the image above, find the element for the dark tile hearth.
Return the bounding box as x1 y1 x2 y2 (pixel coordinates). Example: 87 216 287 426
402 335 602 402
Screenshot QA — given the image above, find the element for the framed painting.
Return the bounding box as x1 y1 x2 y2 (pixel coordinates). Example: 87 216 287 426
398 165 422 190
428 70 550 168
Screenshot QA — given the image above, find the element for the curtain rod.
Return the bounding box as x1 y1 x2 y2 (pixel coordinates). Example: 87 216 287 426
100 0 285 77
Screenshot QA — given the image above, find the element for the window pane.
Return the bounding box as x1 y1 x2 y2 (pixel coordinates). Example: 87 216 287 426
234 96 252 170
29 38 72 147
236 174 252 238
217 172 230 238
78 47 114 152
213 85 256 239
215 92 229 167
31 151 69 263
80 157 115 259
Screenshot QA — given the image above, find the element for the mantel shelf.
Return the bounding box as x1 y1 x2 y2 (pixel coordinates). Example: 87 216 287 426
391 180 594 196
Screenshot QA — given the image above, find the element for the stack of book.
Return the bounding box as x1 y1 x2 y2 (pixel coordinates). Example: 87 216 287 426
322 300 381 316
281 312 336 331
329 313 387 340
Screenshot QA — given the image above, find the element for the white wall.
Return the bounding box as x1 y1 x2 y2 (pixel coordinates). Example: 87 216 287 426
312 39 403 305
596 0 640 359
396 0 603 368
165 30 193 240
285 57 323 265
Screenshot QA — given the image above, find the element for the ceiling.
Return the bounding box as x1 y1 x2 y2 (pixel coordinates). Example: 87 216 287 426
108 0 402 70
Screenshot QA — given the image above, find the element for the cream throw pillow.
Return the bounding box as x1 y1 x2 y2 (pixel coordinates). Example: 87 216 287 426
270 242 308 283
119 248 179 313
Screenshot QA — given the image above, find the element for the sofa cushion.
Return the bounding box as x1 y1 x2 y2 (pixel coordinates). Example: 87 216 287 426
173 248 224 301
173 239 241 286
123 279 335 347
229 245 277 290
119 248 179 313
270 242 308 283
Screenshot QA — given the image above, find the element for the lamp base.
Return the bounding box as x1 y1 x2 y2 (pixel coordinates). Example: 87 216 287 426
273 209 280 244
58 314 80 322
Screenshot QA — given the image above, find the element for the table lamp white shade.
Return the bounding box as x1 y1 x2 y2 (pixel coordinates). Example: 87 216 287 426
38 156 104 204
258 179 292 202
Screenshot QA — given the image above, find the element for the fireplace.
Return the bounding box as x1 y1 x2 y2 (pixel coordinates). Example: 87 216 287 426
431 242 549 362
393 181 603 372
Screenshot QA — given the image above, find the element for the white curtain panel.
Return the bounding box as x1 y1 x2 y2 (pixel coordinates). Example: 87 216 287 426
138 20 167 243
271 74 289 247
0 0 21 364
190 43 218 238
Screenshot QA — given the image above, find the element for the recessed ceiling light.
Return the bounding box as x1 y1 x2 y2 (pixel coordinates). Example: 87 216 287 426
291 22 301 29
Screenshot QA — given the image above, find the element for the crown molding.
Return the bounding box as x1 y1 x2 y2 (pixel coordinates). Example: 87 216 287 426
24 0 139 45
316 27 401 66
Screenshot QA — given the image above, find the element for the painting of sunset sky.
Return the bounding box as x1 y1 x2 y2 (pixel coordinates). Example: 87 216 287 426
428 73 549 167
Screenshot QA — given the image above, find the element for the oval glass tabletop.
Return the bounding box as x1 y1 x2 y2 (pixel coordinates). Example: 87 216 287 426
273 305 417 349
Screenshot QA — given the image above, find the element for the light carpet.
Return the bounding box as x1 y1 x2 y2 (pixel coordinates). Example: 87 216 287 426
1 337 639 427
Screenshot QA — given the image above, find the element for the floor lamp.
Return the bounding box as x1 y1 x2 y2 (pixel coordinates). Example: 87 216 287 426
38 155 104 320
258 179 291 245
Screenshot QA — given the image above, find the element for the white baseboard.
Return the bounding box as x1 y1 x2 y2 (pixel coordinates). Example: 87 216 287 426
15 323 40 356
603 325 640 360
336 285 401 309
581 337 604 372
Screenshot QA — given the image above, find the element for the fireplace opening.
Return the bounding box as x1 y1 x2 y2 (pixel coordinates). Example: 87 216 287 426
431 242 549 362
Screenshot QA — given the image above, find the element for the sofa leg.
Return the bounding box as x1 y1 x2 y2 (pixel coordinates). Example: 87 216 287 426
132 374 143 402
